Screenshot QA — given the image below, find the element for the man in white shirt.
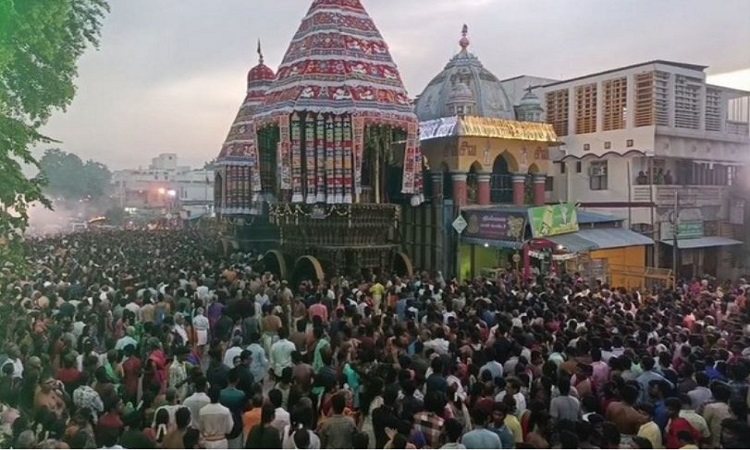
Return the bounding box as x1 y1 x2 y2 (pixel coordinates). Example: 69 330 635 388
269 328 296 378
423 328 450 356
495 377 527 418
183 378 211 430
199 387 234 449
223 337 244 369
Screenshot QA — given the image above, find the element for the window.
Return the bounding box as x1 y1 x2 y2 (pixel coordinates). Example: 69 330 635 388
545 176 554 192
603 77 627 131
546 89 569 137
575 83 598 134
560 162 566 174
576 161 582 173
589 161 608 190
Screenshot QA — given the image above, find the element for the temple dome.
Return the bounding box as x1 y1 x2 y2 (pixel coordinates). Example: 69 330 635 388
516 86 544 122
415 25 514 122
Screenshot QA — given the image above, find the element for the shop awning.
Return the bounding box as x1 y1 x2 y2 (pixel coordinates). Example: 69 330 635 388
576 228 654 250
462 237 524 250
545 233 598 253
661 236 743 249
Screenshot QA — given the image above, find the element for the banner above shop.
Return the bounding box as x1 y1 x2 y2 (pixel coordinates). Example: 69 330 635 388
463 210 526 241
528 203 579 238
661 220 704 241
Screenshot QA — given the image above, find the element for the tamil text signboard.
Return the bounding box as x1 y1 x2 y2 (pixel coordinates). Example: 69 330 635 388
464 210 526 241
528 204 579 238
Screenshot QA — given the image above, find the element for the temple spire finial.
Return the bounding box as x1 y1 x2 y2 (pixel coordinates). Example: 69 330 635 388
257 39 264 65
459 24 470 51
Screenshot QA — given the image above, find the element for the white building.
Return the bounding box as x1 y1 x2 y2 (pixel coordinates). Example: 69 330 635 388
530 60 750 277
112 153 214 218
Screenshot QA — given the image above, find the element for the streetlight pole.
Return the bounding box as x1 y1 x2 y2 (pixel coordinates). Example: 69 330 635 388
672 190 679 285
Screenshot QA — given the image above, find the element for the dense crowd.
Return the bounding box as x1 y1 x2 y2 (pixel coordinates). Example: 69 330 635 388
1 229 750 449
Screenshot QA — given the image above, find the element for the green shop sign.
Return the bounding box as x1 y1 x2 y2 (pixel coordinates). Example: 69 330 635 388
528 203 579 238
661 221 704 240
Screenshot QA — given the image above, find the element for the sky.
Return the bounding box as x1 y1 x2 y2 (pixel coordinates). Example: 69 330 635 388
38 0 750 170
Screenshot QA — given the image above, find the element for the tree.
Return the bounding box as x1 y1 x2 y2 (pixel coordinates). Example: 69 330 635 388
38 148 112 200
0 0 109 262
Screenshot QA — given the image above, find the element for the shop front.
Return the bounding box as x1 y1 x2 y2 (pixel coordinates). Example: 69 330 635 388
457 204 658 286
458 208 527 280
660 220 742 278
458 204 581 280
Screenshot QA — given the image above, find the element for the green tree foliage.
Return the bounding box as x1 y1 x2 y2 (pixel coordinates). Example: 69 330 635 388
39 148 112 200
0 0 108 263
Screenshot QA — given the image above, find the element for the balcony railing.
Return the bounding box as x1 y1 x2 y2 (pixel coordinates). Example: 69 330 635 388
727 121 750 136
632 184 729 206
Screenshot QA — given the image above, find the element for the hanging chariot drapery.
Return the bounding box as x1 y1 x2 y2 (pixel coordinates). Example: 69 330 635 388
325 117 335 203
304 115 316 204
278 115 292 191
402 121 423 203
333 116 344 204
315 115 326 203
248 123 262 202
277 112 421 204
290 113 303 203
352 117 365 197
342 117 353 204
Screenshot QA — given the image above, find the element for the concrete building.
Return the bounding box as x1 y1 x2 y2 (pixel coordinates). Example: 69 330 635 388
112 153 214 218
537 60 750 277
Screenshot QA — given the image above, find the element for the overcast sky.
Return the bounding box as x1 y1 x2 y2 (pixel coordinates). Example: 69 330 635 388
38 0 750 170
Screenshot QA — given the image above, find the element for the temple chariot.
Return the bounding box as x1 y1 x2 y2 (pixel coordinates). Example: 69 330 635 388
214 0 423 283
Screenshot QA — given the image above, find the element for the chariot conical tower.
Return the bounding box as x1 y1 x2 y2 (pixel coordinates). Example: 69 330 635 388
253 0 424 281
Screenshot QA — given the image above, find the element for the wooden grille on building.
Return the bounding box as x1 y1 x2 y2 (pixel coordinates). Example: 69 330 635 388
575 83 598 134
634 72 655 127
655 71 670 126
603 77 627 131
546 89 569 137
705 87 723 132
675 74 702 130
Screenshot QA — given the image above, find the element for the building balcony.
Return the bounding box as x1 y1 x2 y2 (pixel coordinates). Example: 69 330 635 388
632 184 729 207
727 120 750 137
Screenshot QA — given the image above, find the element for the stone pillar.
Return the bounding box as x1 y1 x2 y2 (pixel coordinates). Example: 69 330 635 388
452 172 468 207
477 172 491 205
512 174 526 206
533 174 547 206
429 171 443 201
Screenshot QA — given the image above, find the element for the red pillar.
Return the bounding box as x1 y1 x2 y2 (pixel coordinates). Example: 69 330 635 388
512 174 526 206
477 173 491 205
430 171 443 201
452 173 468 207
533 174 547 206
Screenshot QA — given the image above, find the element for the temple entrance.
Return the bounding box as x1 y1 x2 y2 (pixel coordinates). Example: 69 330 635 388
491 154 513 203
